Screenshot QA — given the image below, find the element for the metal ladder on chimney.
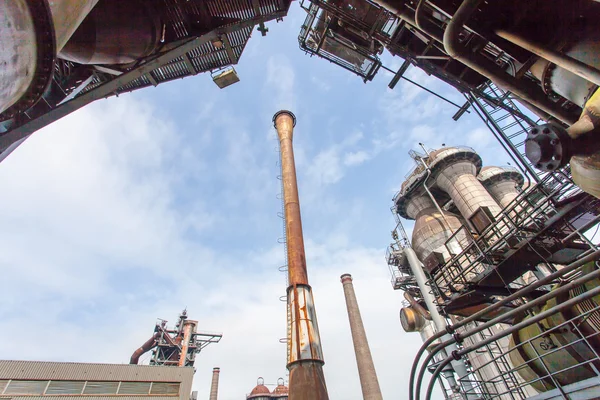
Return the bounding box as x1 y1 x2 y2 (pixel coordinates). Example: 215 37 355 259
465 82 545 185
276 150 292 368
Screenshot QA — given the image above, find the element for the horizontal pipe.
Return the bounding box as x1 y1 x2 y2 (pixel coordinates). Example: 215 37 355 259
418 262 600 400
425 282 600 400
417 252 600 398
408 248 600 400
443 0 576 125
496 29 600 88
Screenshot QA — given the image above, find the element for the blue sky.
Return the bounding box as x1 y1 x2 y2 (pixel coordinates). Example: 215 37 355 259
0 4 523 400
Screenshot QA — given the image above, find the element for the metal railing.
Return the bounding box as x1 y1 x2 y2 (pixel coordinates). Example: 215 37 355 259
416 258 600 400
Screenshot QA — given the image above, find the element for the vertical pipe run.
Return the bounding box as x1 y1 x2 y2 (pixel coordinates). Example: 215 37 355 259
209 367 220 400
340 274 383 400
404 247 477 398
273 110 329 400
178 320 195 367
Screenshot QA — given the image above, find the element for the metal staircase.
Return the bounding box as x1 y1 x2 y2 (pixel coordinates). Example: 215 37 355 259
465 82 545 185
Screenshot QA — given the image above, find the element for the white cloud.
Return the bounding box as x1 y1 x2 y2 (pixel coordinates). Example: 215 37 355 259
266 54 296 110
344 150 370 166
0 95 425 400
307 147 344 185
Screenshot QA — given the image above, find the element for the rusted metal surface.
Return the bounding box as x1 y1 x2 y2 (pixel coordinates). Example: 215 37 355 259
177 320 196 367
273 110 328 400
209 367 220 400
274 110 308 286
287 284 324 364
287 361 329 400
130 332 160 364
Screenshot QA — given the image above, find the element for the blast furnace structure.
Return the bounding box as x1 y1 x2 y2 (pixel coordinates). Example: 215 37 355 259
130 309 222 367
387 146 600 399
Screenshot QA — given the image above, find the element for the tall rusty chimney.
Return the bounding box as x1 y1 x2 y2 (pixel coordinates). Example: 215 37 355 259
178 319 197 367
209 367 220 400
273 110 329 400
340 274 383 400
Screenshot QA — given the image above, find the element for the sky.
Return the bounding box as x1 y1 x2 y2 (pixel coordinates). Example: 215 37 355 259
0 3 532 400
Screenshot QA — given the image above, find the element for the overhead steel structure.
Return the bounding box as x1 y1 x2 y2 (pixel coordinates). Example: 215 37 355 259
0 0 292 160
387 145 600 400
297 0 600 199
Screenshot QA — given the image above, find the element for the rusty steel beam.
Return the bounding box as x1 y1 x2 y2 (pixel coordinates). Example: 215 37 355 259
273 110 329 400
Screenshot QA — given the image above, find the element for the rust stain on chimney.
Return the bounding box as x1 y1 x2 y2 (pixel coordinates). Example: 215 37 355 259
273 110 329 400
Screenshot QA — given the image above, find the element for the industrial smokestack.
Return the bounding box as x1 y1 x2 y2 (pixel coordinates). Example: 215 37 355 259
209 367 220 400
340 274 383 400
178 319 197 367
273 110 329 400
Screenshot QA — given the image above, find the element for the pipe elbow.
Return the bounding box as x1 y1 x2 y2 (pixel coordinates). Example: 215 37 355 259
130 348 144 365
404 291 433 320
442 23 462 59
443 0 483 58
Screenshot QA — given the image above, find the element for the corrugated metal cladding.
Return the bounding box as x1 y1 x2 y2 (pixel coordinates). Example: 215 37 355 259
0 361 193 400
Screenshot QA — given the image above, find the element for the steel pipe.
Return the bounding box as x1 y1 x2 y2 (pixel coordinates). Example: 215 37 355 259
496 30 600 89
178 320 196 367
443 0 576 125
425 282 600 400
418 264 600 400
130 332 159 364
408 248 600 400
404 247 475 397
404 292 432 321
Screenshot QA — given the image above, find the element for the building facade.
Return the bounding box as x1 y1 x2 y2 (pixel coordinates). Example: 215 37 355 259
0 360 194 400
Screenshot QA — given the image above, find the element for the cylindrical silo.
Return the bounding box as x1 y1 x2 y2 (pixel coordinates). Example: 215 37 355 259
397 192 466 273
478 166 525 210
428 147 503 233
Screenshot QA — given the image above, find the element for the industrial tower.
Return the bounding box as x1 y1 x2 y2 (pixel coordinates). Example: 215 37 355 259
388 145 600 399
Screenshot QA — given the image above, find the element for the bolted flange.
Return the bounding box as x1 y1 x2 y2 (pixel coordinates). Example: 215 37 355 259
525 124 572 171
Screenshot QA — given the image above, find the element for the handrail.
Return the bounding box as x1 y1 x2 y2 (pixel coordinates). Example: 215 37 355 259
407 249 600 400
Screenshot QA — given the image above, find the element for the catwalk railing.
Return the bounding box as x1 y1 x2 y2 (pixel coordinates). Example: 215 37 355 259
411 250 600 400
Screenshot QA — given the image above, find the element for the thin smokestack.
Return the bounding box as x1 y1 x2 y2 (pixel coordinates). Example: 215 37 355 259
340 274 383 400
273 110 329 400
209 367 220 400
